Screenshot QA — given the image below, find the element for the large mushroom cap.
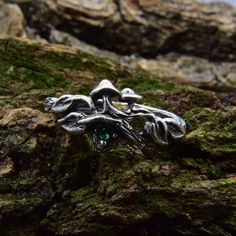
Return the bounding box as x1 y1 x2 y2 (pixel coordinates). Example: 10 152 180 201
120 88 142 102
90 79 120 100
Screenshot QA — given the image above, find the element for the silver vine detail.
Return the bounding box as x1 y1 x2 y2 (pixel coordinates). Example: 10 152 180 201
44 80 186 150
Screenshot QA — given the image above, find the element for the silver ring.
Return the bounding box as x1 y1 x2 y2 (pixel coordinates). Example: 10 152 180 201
44 80 186 151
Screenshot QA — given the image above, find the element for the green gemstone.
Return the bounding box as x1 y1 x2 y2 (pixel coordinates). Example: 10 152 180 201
100 132 110 141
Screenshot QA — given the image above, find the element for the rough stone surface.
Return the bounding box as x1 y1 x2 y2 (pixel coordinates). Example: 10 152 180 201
0 38 235 235
137 54 236 89
9 0 236 61
0 2 25 37
47 30 236 90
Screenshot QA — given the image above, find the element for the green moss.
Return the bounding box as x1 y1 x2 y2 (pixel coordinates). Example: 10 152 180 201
0 62 68 96
42 187 122 234
180 88 220 110
213 178 236 195
70 186 102 205
207 167 222 179
0 38 118 84
121 71 179 93
184 107 236 155
180 157 210 170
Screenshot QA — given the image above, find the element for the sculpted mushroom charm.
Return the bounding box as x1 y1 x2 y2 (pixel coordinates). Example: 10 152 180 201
90 79 120 113
120 88 142 110
44 80 186 151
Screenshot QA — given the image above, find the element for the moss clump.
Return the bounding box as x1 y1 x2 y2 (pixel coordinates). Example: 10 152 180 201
41 187 122 235
0 62 68 95
0 38 119 88
121 71 179 92
183 107 236 156
0 38 183 96
207 167 222 179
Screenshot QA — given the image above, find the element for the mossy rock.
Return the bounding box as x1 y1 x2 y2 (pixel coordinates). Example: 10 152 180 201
0 38 235 236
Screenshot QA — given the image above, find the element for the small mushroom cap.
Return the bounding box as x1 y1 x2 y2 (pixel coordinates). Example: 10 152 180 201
120 88 142 101
90 79 120 100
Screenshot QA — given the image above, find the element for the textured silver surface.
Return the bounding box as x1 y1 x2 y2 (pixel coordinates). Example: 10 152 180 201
44 80 186 150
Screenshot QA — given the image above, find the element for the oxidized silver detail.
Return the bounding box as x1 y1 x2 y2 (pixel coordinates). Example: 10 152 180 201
44 80 186 150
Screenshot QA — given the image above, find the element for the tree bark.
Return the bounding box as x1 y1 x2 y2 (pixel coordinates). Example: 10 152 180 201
8 0 236 61
0 37 235 236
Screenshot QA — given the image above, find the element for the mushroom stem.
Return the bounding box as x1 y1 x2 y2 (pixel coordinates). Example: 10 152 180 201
128 100 134 110
102 94 107 113
105 96 130 118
